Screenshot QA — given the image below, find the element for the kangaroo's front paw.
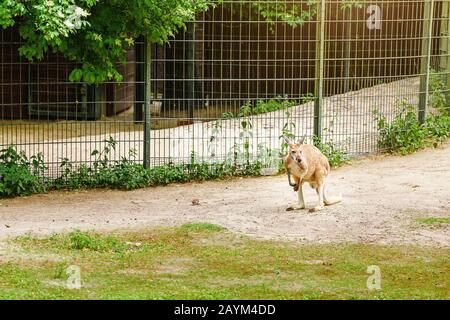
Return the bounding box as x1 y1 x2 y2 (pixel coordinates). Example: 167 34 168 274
309 205 324 213
293 184 299 192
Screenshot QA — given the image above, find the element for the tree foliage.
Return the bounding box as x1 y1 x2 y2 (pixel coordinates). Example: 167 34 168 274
1 0 319 84
0 0 211 84
224 0 317 29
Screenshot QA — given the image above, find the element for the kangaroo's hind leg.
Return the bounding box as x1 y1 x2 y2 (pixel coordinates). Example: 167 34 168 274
297 181 306 209
309 183 325 213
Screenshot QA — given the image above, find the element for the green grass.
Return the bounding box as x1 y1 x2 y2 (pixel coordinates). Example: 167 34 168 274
180 222 226 232
415 217 450 226
0 225 448 300
63 230 128 252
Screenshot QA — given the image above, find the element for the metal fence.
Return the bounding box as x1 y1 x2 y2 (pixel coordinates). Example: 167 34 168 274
1 0 449 176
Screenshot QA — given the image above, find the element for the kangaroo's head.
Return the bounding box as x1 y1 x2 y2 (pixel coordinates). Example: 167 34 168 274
283 135 306 165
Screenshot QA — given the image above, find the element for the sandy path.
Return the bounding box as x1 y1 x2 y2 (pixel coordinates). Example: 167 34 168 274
0 143 449 247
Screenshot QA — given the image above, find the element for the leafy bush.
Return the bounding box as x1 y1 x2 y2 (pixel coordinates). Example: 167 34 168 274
55 138 148 190
54 160 263 191
375 106 427 155
312 136 351 167
51 137 264 193
1 133 273 199
424 114 450 146
428 69 449 115
0 146 48 197
374 101 450 155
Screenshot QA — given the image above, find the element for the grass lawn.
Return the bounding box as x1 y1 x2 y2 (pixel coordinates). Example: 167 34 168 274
415 217 450 226
0 223 448 300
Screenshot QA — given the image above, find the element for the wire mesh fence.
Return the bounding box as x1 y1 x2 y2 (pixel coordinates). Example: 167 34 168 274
1 0 449 177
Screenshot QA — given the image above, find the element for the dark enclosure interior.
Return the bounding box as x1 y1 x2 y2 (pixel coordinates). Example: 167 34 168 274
0 26 139 121
1 1 445 121
151 0 444 116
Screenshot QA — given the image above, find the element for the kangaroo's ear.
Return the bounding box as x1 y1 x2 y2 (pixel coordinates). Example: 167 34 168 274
282 136 293 146
297 134 307 145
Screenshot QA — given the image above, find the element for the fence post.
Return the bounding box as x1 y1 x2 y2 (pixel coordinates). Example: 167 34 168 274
134 36 145 122
143 37 152 168
185 22 195 120
343 8 352 93
314 0 326 139
418 0 435 124
441 0 450 114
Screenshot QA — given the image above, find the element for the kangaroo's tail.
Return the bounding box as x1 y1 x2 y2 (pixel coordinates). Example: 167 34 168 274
324 185 342 206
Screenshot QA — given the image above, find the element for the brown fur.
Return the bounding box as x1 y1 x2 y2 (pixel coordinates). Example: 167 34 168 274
283 137 342 212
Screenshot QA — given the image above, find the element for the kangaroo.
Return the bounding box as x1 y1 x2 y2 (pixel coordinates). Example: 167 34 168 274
283 135 342 212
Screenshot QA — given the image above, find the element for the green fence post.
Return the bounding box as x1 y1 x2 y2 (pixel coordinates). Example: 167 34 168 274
343 7 352 93
143 37 152 169
134 36 145 122
419 0 435 124
185 22 196 120
441 0 450 114
314 0 326 139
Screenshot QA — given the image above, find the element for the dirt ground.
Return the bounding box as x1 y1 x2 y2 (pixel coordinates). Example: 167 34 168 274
0 143 449 247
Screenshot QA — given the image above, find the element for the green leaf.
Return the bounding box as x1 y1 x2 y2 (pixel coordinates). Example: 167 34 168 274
69 68 83 82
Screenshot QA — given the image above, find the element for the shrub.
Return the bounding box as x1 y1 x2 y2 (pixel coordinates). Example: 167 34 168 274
0 146 48 197
312 136 351 167
374 101 450 155
428 69 449 115
375 106 427 155
50 137 265 193
424 114 450 145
